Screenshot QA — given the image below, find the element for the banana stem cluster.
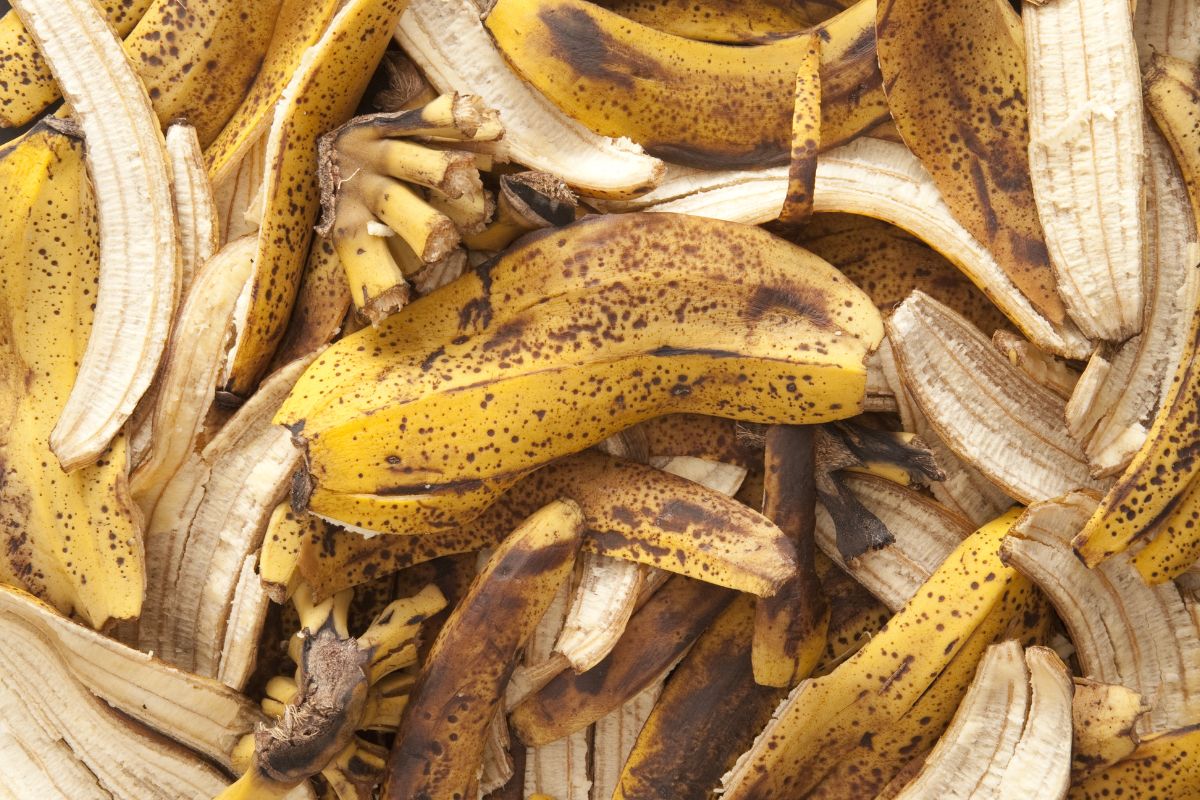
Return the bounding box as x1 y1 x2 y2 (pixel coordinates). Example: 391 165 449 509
318 93 504 324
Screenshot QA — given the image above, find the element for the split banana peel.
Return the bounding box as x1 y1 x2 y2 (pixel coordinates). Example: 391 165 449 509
4 0 1200 797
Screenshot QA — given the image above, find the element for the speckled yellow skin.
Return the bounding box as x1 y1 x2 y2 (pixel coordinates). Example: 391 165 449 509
1075 53 1200 567
223 0 409 396
721 509 1042 799
594 0 840 42
486 0 818 169
297 450 797 599
510 574 734 746
204 0 341 183
1132 473 1200 583
0 0 152 128
794 213 1016 334
806 584 1049 798
0 130 142 628
278 213 882 534
876 0 1065 325
123 0 282 148
1069 726 1200 800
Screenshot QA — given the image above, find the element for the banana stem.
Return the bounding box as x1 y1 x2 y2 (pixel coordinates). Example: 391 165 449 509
214 769 296 800
365 138 477 197
333 224 411 325
367 174 460 262
426 183 493 234
464 171 577 251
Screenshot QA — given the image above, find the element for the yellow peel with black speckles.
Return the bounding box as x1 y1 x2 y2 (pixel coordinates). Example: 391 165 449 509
805 581 1050 799
593 0 832 42
1069 725 1200 800
204 0 342 185
0 129 142 628
0 0 152 128
121 0 283 148
875 0 1065 326
270 236 352 370
485 0 821 170
813 0 890 152
298 451 798 599
638 414 760 468
277 213 882 535
1131 472 1200 584
794 214 1016 335
382 499 583 800
720 508 1036 799
223 0 409 397
1074 53 1200 566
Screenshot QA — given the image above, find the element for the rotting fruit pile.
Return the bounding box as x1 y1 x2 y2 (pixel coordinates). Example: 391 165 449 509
1 0 1200 797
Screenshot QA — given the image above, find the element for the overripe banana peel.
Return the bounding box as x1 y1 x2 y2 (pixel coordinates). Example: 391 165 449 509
6 1 1200 797
277 212 882 533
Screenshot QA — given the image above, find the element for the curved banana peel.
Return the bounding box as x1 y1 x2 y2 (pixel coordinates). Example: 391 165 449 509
279 213 882 534
383 500 583 800
720 508 1040 798
487 0 819 170
222 0 409 396
888 291 1107 504
752 424 829 688
1074 52 1200 566
1070 725 1200 799
806 587 1051 799
0 128 143 628
1000 492 1200 735
0 0 152 128
12 0 179 472
296 450 797 601
395 0 664 199
875 338 1016 526
509 574 733 746
796 213 1016 336
638 139 1092 358
876 0 1066 327
815 473 973 612
205 0 341 185
890 643 1072 800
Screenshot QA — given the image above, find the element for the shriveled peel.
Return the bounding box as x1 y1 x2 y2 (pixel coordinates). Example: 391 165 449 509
11 0 179 471
1025 0 1146 342
1000 493 1200 735
876 0 1065 326
888 291 1107 504
891 642 1073 800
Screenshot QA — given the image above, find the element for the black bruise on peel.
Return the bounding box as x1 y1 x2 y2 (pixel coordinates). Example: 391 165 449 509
536 6 790 169
540 6 658 91
818 471 894 560
746 285 833 329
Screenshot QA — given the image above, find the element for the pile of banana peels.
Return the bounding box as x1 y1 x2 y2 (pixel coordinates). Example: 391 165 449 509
2 0 1200 798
